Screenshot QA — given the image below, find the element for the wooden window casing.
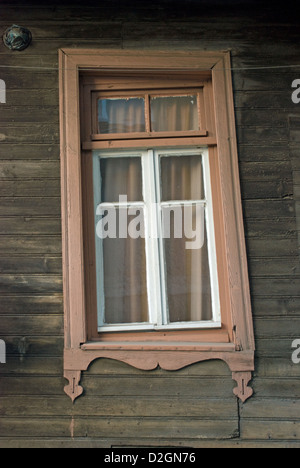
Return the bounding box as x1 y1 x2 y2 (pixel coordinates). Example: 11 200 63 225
60 49 255 403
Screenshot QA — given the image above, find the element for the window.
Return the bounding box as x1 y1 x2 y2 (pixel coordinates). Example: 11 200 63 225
93 89 207 138
60 49 255 403
93 148 220 332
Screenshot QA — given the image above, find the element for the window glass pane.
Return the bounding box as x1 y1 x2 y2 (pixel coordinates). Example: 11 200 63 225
163 207 213 323
101 209 148 325
151 95 198 132
98 98 145 134
160 155 204 201
100 157 143 203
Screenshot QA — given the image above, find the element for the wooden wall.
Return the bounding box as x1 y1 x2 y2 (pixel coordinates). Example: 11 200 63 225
0 0 299 447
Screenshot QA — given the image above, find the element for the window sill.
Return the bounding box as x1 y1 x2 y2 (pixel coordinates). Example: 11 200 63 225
64 342 254 404
81 341 235 352
97 321 222 333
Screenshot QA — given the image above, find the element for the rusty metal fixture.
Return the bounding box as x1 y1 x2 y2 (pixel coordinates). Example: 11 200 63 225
3 24 32 51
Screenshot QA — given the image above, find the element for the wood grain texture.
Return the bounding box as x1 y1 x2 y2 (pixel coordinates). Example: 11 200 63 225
0 0 299 448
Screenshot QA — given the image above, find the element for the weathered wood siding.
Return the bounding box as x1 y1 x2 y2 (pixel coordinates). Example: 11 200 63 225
0 0 299 447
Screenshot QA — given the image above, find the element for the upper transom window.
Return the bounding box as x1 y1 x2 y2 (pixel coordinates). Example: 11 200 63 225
93 89 207 139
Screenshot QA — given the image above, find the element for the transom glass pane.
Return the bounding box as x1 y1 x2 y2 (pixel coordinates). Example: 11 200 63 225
160 155 204 201
98 98 145 134
100 157 143 203
151 95 198 132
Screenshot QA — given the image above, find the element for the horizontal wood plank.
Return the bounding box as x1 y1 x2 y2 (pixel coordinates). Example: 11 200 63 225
74 417 239 440
0 395 237 418
0 256 62 274
0 124 59 144
0 418 71 439
0 161 60 179
0 198 61 216
0 274 62 295
0 180 60 197
241 420 300 441
0 218 61 235
0 144 59 161
252 296 300 317
0 295 63 315
0 236 62 254
0 416 239 440
80 376 235 398
0 315 63 335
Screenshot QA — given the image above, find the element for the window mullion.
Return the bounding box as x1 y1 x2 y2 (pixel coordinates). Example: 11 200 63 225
142 150 163 326
145 94 151 133
153 150 169 327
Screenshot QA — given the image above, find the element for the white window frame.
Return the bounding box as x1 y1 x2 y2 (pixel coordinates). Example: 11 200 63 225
93 147 221 332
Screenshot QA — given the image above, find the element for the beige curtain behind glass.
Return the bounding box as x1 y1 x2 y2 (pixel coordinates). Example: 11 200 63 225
103 233 148 324
100 157 143 202
161 156 213 323
98 98 145 134
151 95 198 132
100 157 148 325
99 95 199 134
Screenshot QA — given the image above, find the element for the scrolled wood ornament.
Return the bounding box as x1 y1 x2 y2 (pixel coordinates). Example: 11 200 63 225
232 371 253 403
64 370 84 403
